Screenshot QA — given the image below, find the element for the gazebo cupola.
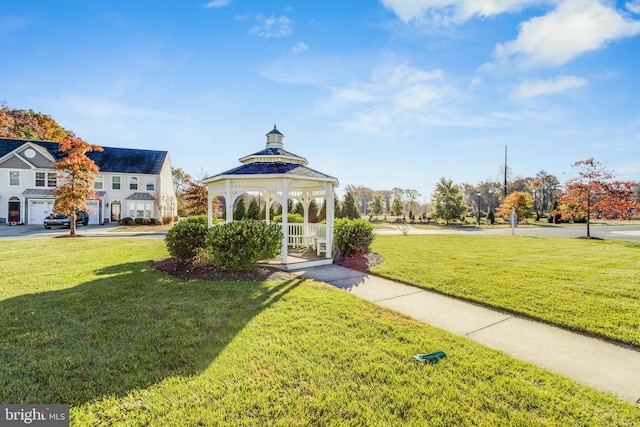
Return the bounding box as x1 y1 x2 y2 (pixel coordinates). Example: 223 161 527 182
203 125 339 270
266 124 284 148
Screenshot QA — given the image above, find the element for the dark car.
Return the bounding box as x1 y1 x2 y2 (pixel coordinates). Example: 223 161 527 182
44 211 89 229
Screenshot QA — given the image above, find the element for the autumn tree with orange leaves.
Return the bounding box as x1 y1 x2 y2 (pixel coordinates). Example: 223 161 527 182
53 135 103 236
556 158 639 239
496 191 534 221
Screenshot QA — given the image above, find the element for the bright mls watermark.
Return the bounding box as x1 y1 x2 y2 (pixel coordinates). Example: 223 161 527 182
1 404 69 426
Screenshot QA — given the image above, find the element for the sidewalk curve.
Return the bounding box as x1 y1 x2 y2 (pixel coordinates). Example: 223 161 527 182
296 264 640 404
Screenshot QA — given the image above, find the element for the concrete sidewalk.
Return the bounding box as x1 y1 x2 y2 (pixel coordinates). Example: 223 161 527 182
296 264 640 404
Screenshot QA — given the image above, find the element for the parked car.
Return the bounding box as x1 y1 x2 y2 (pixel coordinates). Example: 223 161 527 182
44 211 89 229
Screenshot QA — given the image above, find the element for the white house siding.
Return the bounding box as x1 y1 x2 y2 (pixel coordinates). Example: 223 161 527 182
1 138 177 224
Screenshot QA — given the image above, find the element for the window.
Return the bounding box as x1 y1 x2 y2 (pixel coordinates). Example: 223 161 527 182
129 177 138 190
129 202 152 218
35 172 57 187
146 177 155 191
93 175 103 190
47 173 56 187
112 176 121 190
9 171 20 186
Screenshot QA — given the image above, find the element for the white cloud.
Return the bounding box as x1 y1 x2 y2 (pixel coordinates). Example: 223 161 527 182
512 75 588 99
318 64 458 134
250 15 292 38
493 0 640 69
627 1 640 14
380 0 544 24
202 0 231 8
292 41 309 53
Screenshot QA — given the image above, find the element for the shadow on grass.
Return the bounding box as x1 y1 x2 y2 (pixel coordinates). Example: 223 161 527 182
0 261 302 405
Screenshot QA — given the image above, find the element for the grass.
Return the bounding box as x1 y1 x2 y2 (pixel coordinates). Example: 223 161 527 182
371 234 640 348
1 238 639 425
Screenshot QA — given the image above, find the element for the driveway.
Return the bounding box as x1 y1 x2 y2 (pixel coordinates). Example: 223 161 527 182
0 224 166 239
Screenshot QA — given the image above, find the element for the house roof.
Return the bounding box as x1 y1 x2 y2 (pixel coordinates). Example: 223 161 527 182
21 189 106 198
125 192 156 200
0 137 168 175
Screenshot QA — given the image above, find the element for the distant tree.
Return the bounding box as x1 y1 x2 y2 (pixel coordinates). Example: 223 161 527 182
390 196 404 216
341 192 361 219
247 197 260 220
53 135 103 237
379 190 393 214
172 167 193 216
308 199 319 223
368 194 385 219
0 103 15 137
318 200 326 222
3 106 69 141
233 197 247 220
345 184 374 214
496 191 534 221
431 178 466 225
260 203 276 221
404 189 421 216
182 181 208 216
293 200 305 216
531 170 560 213
556 158 639 238
334 196 342 219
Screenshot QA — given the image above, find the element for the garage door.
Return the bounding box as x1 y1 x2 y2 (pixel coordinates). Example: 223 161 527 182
87 201 100 224
29 200 54 224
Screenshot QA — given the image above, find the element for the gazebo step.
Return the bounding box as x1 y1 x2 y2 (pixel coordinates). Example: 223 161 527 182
274 258 334 271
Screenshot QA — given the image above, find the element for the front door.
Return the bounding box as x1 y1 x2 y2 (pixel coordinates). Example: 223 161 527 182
8 200 20 223
111 202 121 222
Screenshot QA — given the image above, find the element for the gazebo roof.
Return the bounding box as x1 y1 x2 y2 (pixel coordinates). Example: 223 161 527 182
204 125 338 185
211 161 336 181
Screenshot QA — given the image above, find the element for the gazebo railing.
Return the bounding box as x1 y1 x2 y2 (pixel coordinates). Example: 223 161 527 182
285 223 327 248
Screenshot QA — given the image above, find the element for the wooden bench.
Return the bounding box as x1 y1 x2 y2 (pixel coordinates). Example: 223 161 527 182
314 237 327 256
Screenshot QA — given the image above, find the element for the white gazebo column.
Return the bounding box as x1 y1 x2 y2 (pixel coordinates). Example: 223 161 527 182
264 193 272 223
325 184 335 259
207 190 214 226
280 180 291 263
225 180 233 223
301 194 311 244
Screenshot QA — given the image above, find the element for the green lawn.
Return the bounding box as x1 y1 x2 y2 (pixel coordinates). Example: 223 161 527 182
371 234 640 348
1 238 639 425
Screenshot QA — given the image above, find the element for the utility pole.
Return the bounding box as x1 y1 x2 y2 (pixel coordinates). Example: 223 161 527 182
504 145 508 197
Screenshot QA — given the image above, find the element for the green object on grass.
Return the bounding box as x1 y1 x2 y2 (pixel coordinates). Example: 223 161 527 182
414 351 447 363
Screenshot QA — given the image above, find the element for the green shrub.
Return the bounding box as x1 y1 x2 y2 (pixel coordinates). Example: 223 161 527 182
205 220 283 271
272 213 304 223
334 218 375 258
164 215 210 261
135 217 143 225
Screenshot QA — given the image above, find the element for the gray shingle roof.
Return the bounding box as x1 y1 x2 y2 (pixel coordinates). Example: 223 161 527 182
0 138 167 175
22 188 55 196
125 192 156 200
213 161 337 180
240 147 307 162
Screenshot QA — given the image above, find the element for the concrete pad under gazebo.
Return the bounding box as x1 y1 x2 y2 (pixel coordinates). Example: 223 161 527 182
202 125 339 270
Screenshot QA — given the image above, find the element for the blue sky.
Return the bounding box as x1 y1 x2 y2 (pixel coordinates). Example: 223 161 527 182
2 0 640 201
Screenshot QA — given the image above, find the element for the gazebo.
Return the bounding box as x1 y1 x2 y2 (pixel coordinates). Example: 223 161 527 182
202 125 339 270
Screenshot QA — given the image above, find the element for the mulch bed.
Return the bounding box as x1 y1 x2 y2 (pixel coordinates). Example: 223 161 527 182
150 258 297 282
150 252 385 282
